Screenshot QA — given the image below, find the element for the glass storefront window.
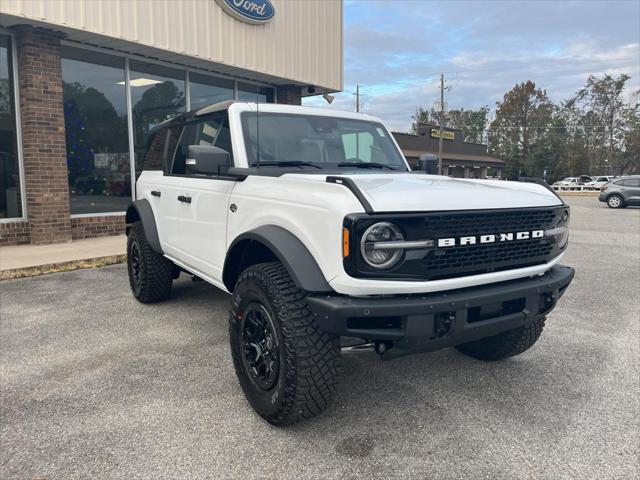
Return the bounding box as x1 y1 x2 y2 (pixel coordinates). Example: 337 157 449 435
61 46 130 214
237 82 275 103
130 61 185 176
189 72 234 110
0 35 23 219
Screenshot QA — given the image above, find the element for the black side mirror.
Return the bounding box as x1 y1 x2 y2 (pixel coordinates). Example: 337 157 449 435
186 145 230 175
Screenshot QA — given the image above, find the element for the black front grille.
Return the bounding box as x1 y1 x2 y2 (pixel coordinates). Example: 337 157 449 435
424 238 553 280
423 209 557 237
346 206 567 281
421 209 558 280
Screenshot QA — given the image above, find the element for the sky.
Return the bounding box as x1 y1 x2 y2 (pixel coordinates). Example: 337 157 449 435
303 0 640 132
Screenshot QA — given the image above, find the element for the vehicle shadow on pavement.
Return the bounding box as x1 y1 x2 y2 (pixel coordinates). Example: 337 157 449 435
167 272 605 447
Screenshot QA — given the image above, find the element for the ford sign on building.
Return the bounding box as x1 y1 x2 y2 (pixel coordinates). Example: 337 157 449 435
216 0 276 24
0 0 343 246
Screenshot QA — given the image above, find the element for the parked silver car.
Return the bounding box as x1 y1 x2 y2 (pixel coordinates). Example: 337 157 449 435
598 176 640 208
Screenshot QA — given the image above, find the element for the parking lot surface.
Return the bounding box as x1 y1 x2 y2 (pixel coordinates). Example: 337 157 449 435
1 196 639 480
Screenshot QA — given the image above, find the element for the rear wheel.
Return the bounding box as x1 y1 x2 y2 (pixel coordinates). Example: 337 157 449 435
127 221 174 303
607 194 624 208
229 262 340 426
456 317 545 361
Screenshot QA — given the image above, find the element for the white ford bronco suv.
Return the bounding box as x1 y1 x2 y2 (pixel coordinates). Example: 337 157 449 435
125 101 574 425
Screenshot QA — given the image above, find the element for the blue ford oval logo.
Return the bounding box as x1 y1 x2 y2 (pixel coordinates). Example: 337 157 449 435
216 0 275 25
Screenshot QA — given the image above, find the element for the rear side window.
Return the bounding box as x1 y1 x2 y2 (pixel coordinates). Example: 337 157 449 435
170 115 233 175
143 126 180 172
615 179 640 187
143 130 165 171
621 178 640 187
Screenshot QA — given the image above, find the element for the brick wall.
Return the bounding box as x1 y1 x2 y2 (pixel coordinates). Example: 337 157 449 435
71 215 126 240
277 85 302 105
14 26 72 245
0 215 126 246
0 221 31 246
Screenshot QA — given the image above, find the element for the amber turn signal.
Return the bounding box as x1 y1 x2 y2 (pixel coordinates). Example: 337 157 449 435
342 227 350 257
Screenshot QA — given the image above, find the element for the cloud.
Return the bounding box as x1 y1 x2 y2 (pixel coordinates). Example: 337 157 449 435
305 0 640 132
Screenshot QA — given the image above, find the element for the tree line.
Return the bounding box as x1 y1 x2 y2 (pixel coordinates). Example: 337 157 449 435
410 74 639 181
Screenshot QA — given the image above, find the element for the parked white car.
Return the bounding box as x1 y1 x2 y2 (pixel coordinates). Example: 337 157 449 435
125 101 574 425
553 177 581 189
553 176 596 190
585 176 615 189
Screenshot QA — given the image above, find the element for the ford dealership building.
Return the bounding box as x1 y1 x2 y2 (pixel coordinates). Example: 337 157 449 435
0 0 343 245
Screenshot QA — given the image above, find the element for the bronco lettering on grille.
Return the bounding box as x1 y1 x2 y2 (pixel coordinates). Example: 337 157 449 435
437 230 544 248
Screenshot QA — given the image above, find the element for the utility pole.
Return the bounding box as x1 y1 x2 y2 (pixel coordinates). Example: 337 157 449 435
438 73 445 175
355 84 361 113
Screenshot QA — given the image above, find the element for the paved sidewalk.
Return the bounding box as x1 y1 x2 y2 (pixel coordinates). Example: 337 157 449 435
0 235 126 272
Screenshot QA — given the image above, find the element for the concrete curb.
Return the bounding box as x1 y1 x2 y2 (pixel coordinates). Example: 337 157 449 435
0 254 126 281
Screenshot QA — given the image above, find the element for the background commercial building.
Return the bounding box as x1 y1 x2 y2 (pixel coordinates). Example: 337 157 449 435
0 0 343 245
393 124 505 179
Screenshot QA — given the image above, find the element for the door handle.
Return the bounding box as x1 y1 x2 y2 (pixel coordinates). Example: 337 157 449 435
151 190 161 197
177 195 192 204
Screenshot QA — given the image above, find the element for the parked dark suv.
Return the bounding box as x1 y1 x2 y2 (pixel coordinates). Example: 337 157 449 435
599 176 640 208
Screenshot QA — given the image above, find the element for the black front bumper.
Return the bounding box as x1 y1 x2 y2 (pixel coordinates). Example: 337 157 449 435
306 265 574 360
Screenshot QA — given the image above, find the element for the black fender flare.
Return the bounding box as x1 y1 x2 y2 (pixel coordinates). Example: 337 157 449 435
223 225 332 293
125 199 163 254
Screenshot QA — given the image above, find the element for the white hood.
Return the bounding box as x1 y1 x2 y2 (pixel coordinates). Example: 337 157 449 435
284 173 563 212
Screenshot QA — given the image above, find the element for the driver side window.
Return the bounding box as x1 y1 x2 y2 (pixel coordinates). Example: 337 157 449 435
171 115 233 175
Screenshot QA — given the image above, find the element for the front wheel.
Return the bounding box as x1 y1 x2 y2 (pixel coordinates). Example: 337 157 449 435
607 194 624 208
229 262 340 426
456 317 545 361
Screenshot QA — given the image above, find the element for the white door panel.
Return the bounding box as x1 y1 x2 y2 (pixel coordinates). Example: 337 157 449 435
137 172 183 258
158 179 186 257
175 177 236 281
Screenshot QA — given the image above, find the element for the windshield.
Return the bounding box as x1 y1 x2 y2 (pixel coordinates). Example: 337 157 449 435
241 112 408 170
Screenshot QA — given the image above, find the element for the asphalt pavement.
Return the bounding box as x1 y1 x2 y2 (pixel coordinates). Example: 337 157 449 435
1 196 638 480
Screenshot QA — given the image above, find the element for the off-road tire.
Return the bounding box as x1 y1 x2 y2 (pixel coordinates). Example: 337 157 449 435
229 262 340 426
456 317 546 361
607 194 624 208
127 221 174 303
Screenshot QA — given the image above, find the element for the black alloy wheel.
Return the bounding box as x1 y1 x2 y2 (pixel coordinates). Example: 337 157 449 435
240 302 281 391
229 262 340 425
129 240 143 294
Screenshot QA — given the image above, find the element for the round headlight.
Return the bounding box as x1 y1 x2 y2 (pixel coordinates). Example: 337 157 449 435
360 222 404 269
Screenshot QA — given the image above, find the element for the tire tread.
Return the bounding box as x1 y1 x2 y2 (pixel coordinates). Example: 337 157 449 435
456 317 546 361
127 222 174 303
230 262 340 425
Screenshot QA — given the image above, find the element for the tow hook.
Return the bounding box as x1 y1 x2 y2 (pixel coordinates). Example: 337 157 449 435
434 312 455 338
375 341 393 355
540 292 557 313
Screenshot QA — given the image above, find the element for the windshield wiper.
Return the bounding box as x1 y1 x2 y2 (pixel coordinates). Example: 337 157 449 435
250 161 322 169
337 162 397 170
